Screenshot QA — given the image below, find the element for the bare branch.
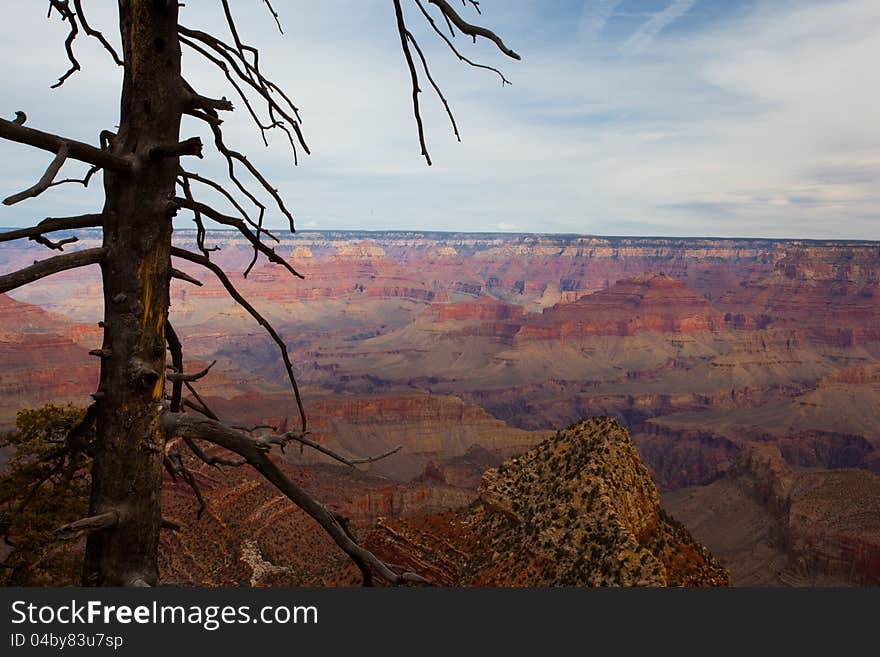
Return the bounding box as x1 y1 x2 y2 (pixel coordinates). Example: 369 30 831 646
188 92 234 113
171 247 307 432
56 510 118 537
0 214 102 245
47 0 81 88
167 360 216 382
171 268 202 287
0 247 104 294
174 197 302 279
183 382 220 421
179 171 279 244
72 0 123 66
166 320 185 413
3 144 69 205
178 26 308 155
178 394 274 446
412 0 511 84
163 412 430 586
31 234 79 251
47 164 100 190
149 137 203 162
165 449 207 517
0 116 132 173
161 519 182 531
183 436 246 469
393 0 432 165
281 433 403 468
206 119 296 231
262 0 283 33
392 0 519 162
427 0 520 59
407 32 461 142
176 172 215 257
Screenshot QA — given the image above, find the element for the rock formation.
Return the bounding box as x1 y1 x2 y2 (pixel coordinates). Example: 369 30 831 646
364 418 729 587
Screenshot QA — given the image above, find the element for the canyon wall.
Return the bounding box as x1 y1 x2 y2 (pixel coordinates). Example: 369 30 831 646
3 230 879 586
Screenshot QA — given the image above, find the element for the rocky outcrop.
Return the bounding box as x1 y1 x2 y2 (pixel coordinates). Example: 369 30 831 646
365 418 729 587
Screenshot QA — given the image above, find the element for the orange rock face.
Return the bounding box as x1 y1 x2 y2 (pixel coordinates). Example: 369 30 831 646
433 297 526 323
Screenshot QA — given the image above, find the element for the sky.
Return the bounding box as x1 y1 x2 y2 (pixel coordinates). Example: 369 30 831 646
0 0 879 239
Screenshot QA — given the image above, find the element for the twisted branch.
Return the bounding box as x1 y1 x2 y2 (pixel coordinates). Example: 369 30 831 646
163 413 430 586
171 247 307 433
3 144 69 205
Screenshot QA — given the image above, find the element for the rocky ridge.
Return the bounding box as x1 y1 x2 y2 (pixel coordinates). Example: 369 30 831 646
365 418 729 587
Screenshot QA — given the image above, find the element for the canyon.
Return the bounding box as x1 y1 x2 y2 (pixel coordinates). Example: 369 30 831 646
1 229 879 585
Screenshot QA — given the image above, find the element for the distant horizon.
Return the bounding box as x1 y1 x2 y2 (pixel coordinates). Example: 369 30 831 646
2 226 878 246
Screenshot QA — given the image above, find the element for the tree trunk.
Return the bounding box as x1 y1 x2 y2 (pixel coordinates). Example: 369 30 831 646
83 0 182 586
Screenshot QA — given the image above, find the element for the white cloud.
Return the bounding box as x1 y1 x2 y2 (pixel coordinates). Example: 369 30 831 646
1 1 879 239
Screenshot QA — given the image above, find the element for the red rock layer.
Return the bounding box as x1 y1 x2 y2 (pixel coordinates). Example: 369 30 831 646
517 273 722 341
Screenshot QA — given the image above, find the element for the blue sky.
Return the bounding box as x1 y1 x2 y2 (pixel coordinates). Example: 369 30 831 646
1 1 878 239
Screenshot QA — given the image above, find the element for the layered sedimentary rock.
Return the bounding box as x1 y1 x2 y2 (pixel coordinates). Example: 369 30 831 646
4 230 880 587
0 295 99 426
516 273 722 341
718 246 880 345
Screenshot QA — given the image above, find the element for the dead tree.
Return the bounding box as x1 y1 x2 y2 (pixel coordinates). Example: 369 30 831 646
0 1 518 586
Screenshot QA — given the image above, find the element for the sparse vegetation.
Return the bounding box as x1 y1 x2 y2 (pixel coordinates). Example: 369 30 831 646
0 405 92 585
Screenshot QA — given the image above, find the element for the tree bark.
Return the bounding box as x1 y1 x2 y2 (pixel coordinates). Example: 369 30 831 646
82 0 183 586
